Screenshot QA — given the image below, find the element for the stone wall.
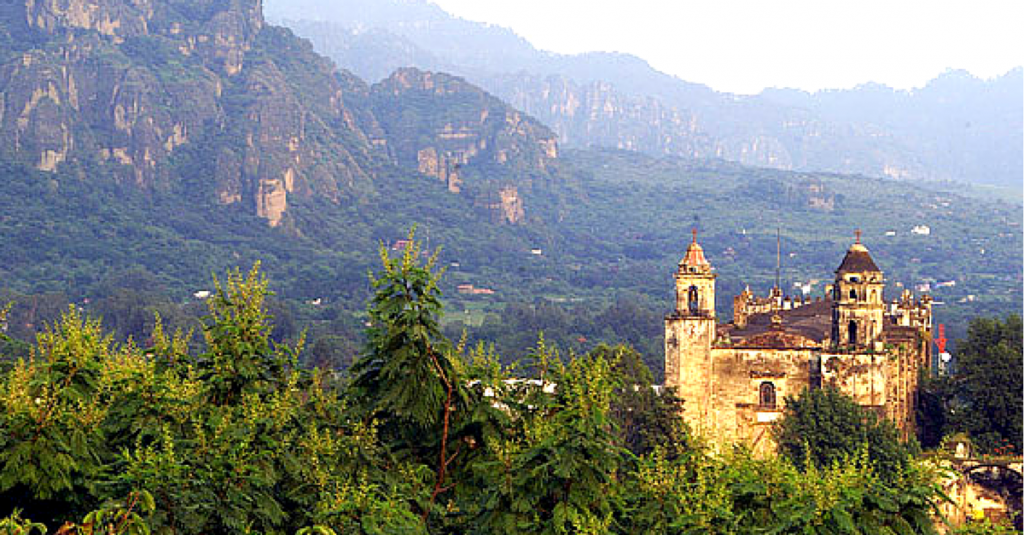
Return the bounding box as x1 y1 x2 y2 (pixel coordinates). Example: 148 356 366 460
704 347 815 455
664 316 715 437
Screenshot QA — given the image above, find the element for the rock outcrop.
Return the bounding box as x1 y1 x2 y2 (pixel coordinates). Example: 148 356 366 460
371 68 559 223
0 0 393 226
0 3 560 226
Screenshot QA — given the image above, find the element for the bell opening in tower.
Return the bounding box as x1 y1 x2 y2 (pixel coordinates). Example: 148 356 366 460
688 285 699 315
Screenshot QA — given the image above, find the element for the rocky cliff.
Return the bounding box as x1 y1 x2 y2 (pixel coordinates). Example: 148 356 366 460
269 3 1022 188
484 72 930 181
0 0 557 226
371 68 559 223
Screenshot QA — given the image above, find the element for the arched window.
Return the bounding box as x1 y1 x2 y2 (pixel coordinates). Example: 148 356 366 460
870 290 877 302
849 288 858 300
759 382 777 409
848 320 858 345
688 285 700 315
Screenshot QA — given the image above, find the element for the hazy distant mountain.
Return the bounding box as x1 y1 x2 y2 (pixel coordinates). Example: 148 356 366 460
759 68 1024 188
266 0 1023 189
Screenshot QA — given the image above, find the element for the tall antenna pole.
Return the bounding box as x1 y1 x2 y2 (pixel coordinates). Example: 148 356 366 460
775 226 781 290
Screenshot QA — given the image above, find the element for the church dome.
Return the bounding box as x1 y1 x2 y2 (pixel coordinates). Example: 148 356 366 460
682 241 710 268
679 229 712 272
835 234 880 274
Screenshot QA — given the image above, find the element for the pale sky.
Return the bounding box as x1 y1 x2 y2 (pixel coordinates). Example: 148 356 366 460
430 0 1024 94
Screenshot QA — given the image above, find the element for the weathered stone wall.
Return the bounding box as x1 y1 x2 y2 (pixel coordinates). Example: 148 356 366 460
821 352 888 408
664 317 715 436
938 461 1023 532
704 347 815 455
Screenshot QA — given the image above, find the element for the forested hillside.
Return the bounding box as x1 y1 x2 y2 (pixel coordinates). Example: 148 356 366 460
0 0 1019 377
2 147 1019 376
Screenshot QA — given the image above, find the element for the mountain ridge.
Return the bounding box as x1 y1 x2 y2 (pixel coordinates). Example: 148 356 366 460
267 0 1022 189
0 0 563 226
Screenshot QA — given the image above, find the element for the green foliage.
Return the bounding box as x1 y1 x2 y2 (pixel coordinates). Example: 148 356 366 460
621 446 942 534
472 341 625 534
773 387 918 484
0 509 47 535
0 256 977 535
197 263 300 405
349 229 458 432
596 344 688 456
916 314 1023 456
947 315 1022 454
950 517 1020 535
0 306 113 512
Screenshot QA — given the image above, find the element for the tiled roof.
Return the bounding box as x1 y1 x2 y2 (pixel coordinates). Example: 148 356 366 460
836 243 881 274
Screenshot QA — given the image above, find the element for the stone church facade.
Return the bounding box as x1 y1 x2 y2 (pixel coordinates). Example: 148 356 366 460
664 230 933 454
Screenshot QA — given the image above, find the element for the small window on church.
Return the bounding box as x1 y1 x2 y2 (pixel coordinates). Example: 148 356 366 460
688 286 700 315
759 382 776 409
849 288 857 300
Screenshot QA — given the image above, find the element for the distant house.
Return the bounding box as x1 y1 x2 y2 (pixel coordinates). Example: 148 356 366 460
936 280 956 288
194 290 212 300
885 230 897 237
530 249 543 256
391 239 412 251
911 225 931 236
916 283 931 293
457 284 495 296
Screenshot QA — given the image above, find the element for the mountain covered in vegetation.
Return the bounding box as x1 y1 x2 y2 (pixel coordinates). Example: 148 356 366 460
267 0 1023 190
0 0 1020 376
0 0 562 228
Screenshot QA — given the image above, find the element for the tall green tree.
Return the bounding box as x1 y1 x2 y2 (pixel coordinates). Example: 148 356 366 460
948 314 1023 453
349 231 460 432
473 343 626 534
592 344 688 456
773 387 916 483
347 229 469 523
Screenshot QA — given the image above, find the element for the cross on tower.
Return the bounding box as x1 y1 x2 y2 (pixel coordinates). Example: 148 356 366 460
692 227 698 244
855 229 862 244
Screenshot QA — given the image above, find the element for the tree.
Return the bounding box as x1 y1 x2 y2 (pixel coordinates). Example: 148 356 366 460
473 343 625 534
349 230 460 432
347 229 467 521
948 315 1022 454
591 344 688 456
0 307 115 519
195 263 299 406
773 387 917 483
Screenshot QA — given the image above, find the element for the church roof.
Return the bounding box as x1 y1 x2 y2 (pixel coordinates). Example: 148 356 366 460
680 229 711 269
734 327 820 350
726 299 833 345
836 241 880 274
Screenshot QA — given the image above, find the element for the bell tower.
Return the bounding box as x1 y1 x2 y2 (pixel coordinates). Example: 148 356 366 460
665 229 716 433
831 230 886 350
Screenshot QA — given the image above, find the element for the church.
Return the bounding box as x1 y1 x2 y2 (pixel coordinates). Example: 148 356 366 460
664 230 933 454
